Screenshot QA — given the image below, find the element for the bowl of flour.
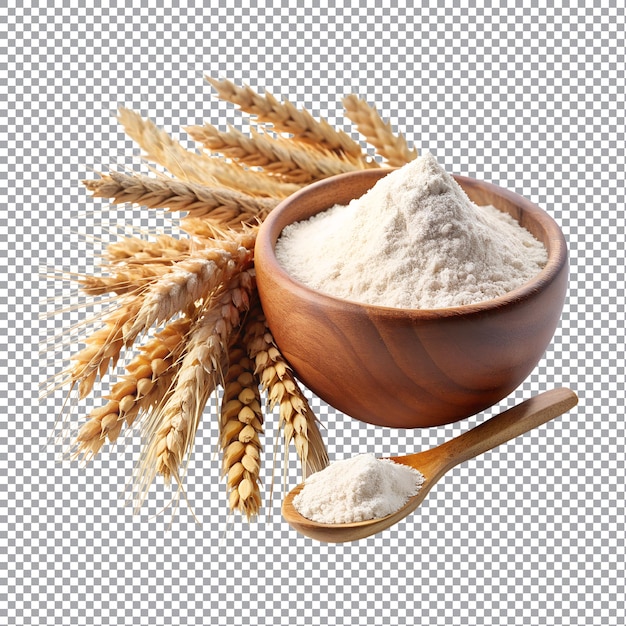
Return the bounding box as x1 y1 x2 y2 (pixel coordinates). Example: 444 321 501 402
255 153 568 428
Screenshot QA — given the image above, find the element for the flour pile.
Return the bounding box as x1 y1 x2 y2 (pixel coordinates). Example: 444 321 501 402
275 153 548 309
293 453 425 524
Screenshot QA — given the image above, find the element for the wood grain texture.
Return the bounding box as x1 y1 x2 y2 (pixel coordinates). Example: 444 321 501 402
255 169 569 428
281 388 578 543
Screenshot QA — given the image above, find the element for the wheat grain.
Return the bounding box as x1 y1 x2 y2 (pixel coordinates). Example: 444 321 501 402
220 340 263 520
73 316 192 462
342 94 417 167
243 299 328 481
118 107 301 198
186 123 363 184
207 76 369 163
134 269 254 509
84 171 278 225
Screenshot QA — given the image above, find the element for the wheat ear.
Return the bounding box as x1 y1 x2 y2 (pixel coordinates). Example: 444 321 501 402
342 94 417 167
123 233 255 344
78 264 171 297
179 217 250 242
118 107 301 198
134 269 254 508
243 300 328 481
65 298 142 399
220 339 264 520
186 123 363 184
105 233 190 264
207 76 369 163
78 232 194 296
73 316 191 462
83 171 277 225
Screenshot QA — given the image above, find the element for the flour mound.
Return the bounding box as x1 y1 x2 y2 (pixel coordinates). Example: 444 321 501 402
293 453 425 524
275 153 548 309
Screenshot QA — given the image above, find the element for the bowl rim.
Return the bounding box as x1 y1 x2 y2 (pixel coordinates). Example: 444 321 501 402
255 169 568 320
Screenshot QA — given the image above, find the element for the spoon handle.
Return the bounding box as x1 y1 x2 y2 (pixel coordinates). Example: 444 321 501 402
432 388 578 474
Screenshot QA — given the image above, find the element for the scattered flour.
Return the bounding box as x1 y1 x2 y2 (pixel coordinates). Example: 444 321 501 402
275 152 548 309
293 453 425 524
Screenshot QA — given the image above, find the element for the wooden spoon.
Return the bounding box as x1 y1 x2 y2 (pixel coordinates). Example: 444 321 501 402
282 387 578 543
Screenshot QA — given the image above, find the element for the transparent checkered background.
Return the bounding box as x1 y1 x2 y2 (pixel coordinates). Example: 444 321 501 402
1 1 624 624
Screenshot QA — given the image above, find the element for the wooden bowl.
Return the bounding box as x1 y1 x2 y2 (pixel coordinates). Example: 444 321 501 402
254 169 568 428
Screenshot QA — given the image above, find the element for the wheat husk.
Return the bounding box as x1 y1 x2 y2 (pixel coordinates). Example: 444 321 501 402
64 298 142 399
77 232 191 296
179 217 257 242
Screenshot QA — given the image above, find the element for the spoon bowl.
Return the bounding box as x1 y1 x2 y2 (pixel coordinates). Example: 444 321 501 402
282 388 578 542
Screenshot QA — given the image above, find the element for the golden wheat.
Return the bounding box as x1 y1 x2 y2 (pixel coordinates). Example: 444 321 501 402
243 299 328 481
78 264 171 297
84 171 277 225
122 238 254 345
342 94 417 167
220 340 264 520
133 269 255 508
179 217 256 242
66 298 142 399
105 233 190 264
206 76 369 163
186 123 363 184
118 107 301 198
73 316 191 462
60 77 425 520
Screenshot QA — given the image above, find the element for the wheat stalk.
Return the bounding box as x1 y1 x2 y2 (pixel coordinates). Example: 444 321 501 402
207 76 370 164
84 171 278 225
220 339 264 520
133 269 254 509
73 316 191 462
243 299 328 481
342 94 417 167
118 107 301 198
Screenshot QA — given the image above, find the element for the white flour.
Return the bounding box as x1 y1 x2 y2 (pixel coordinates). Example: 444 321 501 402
275 153 548 309
293 453 425 524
